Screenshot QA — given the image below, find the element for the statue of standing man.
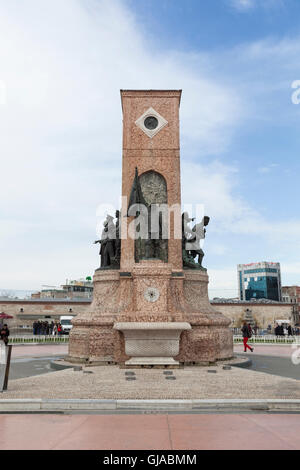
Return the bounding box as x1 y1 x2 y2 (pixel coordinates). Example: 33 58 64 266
94 213 120 269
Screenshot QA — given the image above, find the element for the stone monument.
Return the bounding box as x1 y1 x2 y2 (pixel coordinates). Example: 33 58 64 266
68 90 233 366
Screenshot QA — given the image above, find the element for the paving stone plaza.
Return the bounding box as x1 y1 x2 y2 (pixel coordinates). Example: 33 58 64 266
0 344 299 450
3 352 300 401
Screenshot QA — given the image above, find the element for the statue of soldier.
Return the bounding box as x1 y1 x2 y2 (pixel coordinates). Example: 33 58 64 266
182 212 197 269
94 214 117 269
189 216 210 269
114 210 121 267
182 213 210 270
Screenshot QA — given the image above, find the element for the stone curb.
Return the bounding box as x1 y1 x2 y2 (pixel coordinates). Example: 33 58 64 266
50 360 74 371
50 356 252 371
229 357 252 368
0 399 300 412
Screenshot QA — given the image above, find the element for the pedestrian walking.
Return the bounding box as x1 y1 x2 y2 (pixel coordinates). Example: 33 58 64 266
0 324 10 346
241 321 254 353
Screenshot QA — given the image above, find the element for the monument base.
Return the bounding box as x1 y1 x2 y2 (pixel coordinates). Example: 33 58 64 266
68 266 233 365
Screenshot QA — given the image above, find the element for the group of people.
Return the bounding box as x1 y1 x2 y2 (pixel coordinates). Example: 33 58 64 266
274 323 298 336
33 321 63 336
242 321 300 352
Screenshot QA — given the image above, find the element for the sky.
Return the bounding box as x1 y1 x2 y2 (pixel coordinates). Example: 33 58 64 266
0 0 300 298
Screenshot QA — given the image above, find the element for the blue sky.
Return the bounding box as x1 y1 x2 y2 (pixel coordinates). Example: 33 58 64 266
126 0 299 49
0 0 299 297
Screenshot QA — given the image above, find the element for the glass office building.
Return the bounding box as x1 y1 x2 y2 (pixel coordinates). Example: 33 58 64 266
237 262 282 301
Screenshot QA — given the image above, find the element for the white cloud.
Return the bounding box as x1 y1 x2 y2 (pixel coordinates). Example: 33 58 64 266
229 0 287 12
257 164 279 174
182 160 257 232
229 0 255 11
0 0 299 292
0 0 243 288
208 267 238 299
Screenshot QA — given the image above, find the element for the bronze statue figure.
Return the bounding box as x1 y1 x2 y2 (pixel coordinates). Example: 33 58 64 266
182 213 210 270
127 168 167 263
94 213 120 270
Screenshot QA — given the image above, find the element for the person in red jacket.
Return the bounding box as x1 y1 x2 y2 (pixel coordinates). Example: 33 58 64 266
241 321 254 353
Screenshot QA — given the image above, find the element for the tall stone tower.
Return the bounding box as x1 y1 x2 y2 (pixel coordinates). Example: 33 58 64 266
68 90 233 365
120 90 182 272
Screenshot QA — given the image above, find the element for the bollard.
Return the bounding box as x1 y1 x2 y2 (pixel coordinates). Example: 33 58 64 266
0 341 12 392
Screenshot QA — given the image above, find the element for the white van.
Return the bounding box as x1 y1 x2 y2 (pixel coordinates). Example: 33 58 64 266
59 316 74 335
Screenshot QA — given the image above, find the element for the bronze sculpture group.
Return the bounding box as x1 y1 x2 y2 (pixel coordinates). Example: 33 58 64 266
95 168 210 271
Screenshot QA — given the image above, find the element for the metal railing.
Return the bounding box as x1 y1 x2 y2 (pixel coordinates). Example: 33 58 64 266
7 334 300 345
8 335 70 344
234 335 300 344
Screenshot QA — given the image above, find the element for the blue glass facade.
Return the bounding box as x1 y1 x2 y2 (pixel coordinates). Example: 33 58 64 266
239 272 243 300
243 276 280 301
238 263 281 301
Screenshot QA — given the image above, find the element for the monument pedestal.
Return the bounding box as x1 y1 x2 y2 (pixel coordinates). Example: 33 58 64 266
68 265 233 365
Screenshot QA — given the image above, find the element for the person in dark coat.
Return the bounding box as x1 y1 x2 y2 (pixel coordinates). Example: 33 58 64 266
279 324 284 336
0 324 10 346
241 321 254 353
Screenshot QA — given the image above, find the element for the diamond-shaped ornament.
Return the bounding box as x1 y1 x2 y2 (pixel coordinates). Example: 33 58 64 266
135 107 168 138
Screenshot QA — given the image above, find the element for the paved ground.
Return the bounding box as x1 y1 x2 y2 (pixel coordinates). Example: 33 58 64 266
9 356 62 380
235 344 294 357
0 413 299 450
11 344 68 358
2 344 300 451
8 344 68 380
8 343 300 383
2 358 300 400
245 355 300 380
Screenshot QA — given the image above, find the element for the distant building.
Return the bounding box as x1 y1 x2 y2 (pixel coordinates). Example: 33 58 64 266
61 279 93 299
237 262 282 302
0 297 296 333
0 298 91 332
211 299 294 329
31 279 93 300
282 286 300 326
